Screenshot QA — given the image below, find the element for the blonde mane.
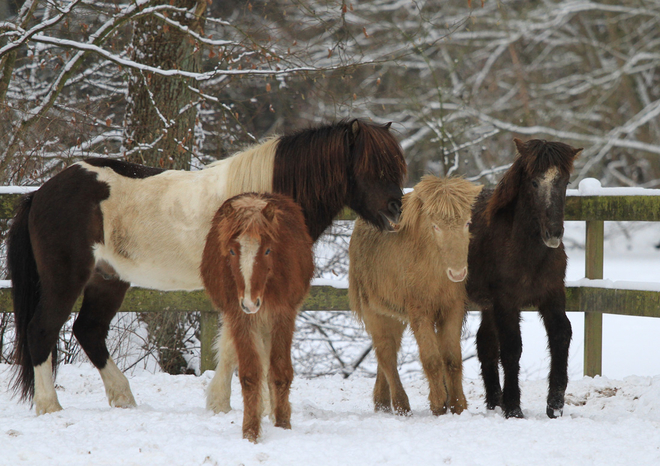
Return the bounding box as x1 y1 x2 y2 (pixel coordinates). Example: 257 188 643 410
398 175 482 231
211 138 279 198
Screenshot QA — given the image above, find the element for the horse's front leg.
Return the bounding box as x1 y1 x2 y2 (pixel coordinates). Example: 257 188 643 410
409 311 448 416
436 303 467 415
492 304 524 419
539 292 572 418
206 324 238 414
361 310 410 415
230 317 263 443
268 311 296 430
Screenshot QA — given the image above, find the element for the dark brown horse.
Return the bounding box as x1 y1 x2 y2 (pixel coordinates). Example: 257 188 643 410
7 119 406 414
467 138 582 419
201 193 314 443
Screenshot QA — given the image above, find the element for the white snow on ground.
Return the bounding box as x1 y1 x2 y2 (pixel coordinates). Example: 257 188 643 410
1 363 660 466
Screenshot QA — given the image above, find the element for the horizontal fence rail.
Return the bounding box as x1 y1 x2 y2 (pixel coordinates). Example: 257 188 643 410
1 182 660 376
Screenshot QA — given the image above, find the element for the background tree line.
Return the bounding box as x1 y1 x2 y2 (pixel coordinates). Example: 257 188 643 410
1 0 658 376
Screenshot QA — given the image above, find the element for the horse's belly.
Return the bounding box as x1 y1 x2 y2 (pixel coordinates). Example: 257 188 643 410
93 243 204 291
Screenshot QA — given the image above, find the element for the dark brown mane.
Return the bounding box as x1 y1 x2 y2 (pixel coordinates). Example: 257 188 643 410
352 120 407 185
272 119 406 240
484 138 581 224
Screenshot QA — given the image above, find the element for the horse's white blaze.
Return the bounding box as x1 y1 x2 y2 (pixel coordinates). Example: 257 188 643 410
239 236 261 313
33 355 62 415
540 166 559 208
99 358 136 408
81 138 277 291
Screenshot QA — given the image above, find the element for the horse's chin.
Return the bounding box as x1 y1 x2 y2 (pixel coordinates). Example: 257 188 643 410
378 211 401 232
543 237 562 248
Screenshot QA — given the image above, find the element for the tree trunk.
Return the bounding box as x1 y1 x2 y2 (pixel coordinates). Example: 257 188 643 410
123 0 207 170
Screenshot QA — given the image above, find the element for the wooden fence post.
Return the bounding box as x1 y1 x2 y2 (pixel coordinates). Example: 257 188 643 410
199 311 219 373
584 220 604 377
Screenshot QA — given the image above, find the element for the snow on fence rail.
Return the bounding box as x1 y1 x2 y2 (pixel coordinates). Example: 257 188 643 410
1 178 659 376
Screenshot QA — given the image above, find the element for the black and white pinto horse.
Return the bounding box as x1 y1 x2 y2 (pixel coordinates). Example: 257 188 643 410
8 119 407 414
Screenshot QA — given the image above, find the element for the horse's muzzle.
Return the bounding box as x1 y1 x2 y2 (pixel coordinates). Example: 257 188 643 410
447 267 468 283
240 297 261 314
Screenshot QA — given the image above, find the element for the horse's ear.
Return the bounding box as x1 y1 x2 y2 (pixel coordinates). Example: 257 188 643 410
513 137 526 155
351 119 360 139
384 122 392 131
573 148 583 160
262 202 277 223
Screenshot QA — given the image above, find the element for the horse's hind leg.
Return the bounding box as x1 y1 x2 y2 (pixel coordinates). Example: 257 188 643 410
73 271 135 408
206 324 237 414
492 306 523 418
362 310 409 415
29 274 92 414
476 308 502 411
539 295 572 418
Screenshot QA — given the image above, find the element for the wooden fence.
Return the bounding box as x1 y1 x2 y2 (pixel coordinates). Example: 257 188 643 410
1 188 659 376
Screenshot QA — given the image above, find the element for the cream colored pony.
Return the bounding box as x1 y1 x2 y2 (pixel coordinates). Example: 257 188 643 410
349 176 482 415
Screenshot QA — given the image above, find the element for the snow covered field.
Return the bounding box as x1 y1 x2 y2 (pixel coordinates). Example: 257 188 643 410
1 363 660 466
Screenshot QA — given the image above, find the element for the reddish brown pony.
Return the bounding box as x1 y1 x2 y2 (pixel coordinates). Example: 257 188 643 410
201 192 314 443
467 138 582 419
349 176 482 416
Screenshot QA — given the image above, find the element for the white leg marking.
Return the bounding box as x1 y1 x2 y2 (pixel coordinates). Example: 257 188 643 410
99 358 136 408
33 355 63 415
207 326 237 414
239 236 260 312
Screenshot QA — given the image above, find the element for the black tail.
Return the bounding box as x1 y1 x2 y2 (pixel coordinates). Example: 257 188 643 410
7 194 41 402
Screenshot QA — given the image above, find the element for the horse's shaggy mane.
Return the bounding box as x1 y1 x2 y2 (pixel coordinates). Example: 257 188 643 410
273 119 407 239
213 193 282 252
484 138 582 225
399 175 482 231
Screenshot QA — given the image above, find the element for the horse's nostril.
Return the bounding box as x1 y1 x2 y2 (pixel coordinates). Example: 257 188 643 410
255 298 261 308
388 200 401 216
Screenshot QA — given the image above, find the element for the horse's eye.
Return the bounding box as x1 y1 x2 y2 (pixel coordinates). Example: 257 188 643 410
265 249 271 256
532 180 539 188
229 249 235 256
432 224 440 232
465 220 472 228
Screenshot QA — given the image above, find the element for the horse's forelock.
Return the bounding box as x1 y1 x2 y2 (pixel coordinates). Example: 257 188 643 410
399 176 480 231
216 195 279 253
352 121 407 185
517 139 577 178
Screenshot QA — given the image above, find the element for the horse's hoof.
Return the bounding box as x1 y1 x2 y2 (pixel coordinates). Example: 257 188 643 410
431 405 448 416
504 407 524 419
243 430 259 444
546 406 563 418
35 400 63 415
110 394 137 409
374 402 392 414
206 400 232 414
393 405 412 416
274 419 291 430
